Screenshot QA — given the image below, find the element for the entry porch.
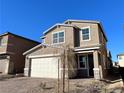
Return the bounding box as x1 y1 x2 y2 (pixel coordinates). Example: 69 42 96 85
75 50 103 79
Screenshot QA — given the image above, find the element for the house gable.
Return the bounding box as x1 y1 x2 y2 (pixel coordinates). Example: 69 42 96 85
43 24 76 48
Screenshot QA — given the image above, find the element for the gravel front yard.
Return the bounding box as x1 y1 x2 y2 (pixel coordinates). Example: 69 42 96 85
0 77 123 93
0 77 56 93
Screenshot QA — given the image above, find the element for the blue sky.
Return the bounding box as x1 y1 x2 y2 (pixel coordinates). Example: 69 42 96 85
0 0 124 61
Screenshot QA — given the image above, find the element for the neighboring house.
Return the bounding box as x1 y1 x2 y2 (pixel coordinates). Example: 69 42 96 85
24 19 110 79
117 54 124 67
107 50 113 69
112 62 118 67
0 32 40 74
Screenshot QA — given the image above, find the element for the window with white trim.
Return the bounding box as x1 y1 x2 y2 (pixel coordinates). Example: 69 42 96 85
81 27 90 40
53 31 64 44
79 55 87 68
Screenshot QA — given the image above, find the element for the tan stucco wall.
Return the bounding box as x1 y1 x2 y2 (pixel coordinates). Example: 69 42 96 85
66 22 100 47
27 46 61 56
44 26 75 48
97 26 108 78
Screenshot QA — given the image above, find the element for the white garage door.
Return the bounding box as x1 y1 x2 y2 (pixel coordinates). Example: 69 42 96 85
31 57 59 78
0 59 9 74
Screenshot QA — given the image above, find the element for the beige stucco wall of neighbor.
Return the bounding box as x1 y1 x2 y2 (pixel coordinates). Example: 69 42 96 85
66 22 100 48
0 35 9 53
44 26 75 48
6 34 39 73
118 55 124 67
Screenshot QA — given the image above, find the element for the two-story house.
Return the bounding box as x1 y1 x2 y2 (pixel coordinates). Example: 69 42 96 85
117 54 124 67
23 19 110 79
0 32 39 74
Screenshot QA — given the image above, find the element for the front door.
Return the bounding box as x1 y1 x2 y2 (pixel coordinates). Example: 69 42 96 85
88 54 94 77
79 55 89 76
78 54 94 77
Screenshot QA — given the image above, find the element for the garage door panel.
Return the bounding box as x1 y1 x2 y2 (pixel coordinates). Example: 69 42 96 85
0 59 9 74
31 57 59 78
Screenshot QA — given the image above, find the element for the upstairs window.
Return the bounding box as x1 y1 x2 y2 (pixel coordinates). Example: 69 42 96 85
81 27 90 41
53 31 64 44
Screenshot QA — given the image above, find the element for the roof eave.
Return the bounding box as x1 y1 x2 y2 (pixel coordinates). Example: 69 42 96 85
42 23 76 35
64 19 100 24
23 44 43 55
98 23 108 42
117 54 124 57
0 32 40 44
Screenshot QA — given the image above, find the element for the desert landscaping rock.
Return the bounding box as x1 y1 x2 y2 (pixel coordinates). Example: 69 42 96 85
0 77 123 93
